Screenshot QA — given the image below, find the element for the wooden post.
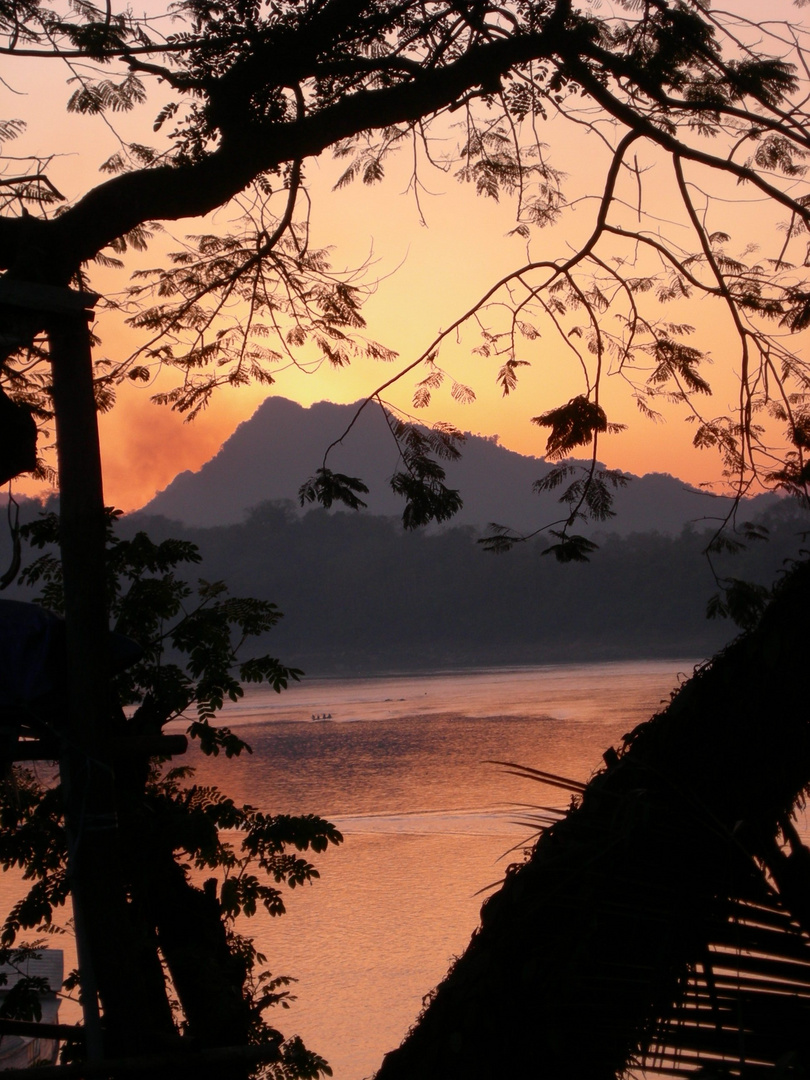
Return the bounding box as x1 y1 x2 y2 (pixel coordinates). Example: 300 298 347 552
0 280 177 1062
48 309 132 1060
0 281 106 1057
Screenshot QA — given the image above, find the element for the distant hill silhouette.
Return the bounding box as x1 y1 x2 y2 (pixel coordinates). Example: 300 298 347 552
122 497 810 674
3 455 806 675
141 397 778 533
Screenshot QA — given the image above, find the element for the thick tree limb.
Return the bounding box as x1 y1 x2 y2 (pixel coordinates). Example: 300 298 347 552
0 26 567 282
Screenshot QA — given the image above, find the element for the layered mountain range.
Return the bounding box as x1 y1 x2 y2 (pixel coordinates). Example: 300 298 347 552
5 397 802 674
142 396 777 533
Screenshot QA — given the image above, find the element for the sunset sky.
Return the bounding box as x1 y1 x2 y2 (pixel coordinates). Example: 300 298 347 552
6 0 807 512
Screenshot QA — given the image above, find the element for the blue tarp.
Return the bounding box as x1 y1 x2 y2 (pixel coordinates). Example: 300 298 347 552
0 600 66 710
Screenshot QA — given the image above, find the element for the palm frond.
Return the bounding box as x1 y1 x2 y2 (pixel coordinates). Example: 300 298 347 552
376 559 810 1080
638 885 810 1078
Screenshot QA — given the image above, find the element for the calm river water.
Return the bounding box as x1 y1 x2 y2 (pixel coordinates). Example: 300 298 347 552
188 660 699 1079
5 659 762 1078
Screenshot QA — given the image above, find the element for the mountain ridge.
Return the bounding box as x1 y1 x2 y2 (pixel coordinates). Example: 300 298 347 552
142 396 777 534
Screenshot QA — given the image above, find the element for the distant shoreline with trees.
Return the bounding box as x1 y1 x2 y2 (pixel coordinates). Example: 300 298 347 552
113 498 809 677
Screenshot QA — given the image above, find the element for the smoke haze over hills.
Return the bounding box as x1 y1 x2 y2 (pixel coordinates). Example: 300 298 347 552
5 396 805 676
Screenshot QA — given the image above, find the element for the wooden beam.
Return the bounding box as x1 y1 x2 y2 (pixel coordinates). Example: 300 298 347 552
0 1019 84 1041
10 735 189 762
0 1041 284 1079
0 280 98 315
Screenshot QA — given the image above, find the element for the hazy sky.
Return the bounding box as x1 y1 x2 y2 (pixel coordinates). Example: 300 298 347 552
7 0 807 511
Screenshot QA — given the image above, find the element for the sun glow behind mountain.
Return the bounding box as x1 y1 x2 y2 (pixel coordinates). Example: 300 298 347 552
6 0 806 513
89 143 799 513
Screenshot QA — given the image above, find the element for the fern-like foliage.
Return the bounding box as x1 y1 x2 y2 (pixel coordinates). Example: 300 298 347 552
298 468 369 511
4 510 336 1078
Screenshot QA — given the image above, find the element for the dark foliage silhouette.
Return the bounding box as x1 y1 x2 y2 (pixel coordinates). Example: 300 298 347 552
375 558 810 1080
4 0 810 1072
0 513 340 1079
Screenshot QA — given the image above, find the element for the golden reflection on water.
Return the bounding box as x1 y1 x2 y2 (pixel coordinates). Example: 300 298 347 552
5 661 802 1079
187 660 693 1079
251 831 513 1080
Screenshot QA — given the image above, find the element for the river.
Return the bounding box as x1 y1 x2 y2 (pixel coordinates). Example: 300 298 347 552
186 659 699 1079
4 658 766 1078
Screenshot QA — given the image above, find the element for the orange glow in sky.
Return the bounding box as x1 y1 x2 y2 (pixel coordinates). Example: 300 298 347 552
87 141 799 512
6 1 808 513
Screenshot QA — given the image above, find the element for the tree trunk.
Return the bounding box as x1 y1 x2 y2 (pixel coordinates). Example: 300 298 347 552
375 560 810 1080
